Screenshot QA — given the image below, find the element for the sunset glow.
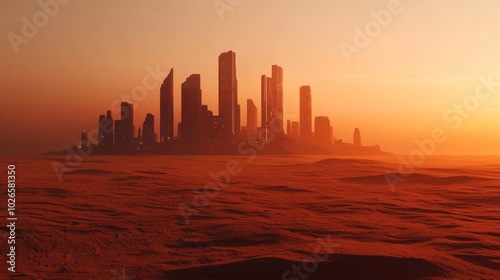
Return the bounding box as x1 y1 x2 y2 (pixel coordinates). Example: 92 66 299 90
2 0 500 155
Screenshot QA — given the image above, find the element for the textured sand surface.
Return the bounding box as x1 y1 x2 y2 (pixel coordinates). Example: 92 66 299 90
2 155 499 279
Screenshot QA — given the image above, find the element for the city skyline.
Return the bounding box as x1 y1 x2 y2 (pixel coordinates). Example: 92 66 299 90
2 1 500 155
89 50 380 155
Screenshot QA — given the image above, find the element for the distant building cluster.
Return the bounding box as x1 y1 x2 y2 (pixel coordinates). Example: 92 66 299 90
80 50 383 155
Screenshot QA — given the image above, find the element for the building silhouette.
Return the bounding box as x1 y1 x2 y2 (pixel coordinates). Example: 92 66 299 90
353 128 361 147
260 75 272 140
300 86 312 144
261 65 284 137
74 50 388 156
142 113 155 148
271 65 284 132
98 114 105 144
160 68 174 143
218 51 239 143
98 110 113 149
315 116 332 148
120 102 134 148
181 74 202 148
246 99 258 135
202 105 224 150
81 131 89 149
114 120 123 149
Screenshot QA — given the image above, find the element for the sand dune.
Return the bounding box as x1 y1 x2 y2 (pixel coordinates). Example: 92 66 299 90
163 255 445 280
3 155 499 279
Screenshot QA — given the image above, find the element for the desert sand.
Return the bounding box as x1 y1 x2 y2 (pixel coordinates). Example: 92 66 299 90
2 155 499 279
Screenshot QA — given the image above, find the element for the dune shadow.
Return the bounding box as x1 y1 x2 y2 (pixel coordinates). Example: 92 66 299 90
256 185 312 193
339 173 491 185
66 169 115 175
313 158 382 165
162 255 446 280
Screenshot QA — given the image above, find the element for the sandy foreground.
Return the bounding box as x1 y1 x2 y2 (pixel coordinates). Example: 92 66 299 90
1 155 499 279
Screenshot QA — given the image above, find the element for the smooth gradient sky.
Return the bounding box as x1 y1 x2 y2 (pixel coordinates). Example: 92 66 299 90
1 0 500 155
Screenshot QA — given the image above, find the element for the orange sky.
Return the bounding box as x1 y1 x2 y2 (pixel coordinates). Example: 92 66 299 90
1 0 500 155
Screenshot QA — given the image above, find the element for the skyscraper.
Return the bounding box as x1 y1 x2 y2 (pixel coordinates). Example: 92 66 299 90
121 102 134 148
98 114 105 144
142 114 155 148
247 99 258 135
218 50 239 142
315 116 332 148
260 65 284 140
98 111 114 149
271 65 284 132
160 68 174 143
353 128 361 147
181 74 202 148
260 75 272 140
300 86 312 144
114 120 124 149
81 131 89 149
201 105 223 150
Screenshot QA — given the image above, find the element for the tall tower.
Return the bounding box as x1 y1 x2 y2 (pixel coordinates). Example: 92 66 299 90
81 131 89 149
121 102 134 148
300 86 312 144
218 50 239 142
181 74 202 147
142 114 155 148
260 75 272 138
247 99 258 135
160 68 174 143
261 65 284 139
315 116 332 148
104 111 113 147
98 114 105 145
99 111 114 149
353 128 361 147
271 65 283 132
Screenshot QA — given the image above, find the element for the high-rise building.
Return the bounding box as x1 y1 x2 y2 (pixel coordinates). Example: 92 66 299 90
271 65 284 132
121 102 134 148
315 116 332 148
353 128 361 147
98 111 114 149
142 114 155 148
202 105 223 150
160 68 174 143
98 114 105 145
218 50 239 142
114 120 124 149
247 99 258 135
81 131 89 149
260 75 272 140
181 74 202 148
261 65 284 136
300 86 312 144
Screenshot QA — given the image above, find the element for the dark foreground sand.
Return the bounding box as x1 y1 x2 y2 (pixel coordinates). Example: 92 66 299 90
2 155 499 279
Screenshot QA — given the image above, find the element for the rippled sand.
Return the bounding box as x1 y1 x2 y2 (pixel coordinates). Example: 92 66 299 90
5 155 500 279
